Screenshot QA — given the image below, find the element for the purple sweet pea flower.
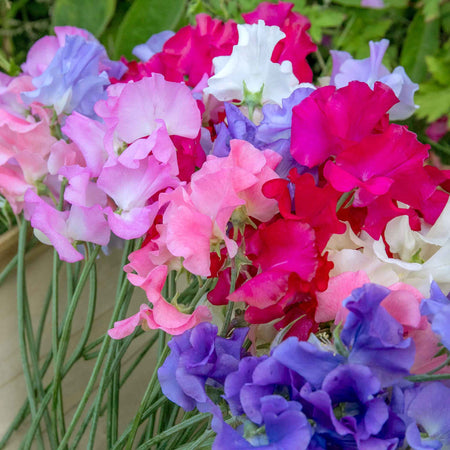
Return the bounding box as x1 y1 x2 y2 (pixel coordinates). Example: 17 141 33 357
300 364 404 449
22 35 112 118
257 87 317 178
420 281 450 351
330 39 418 120
158 323 248 414
341 284 416 386
212 395 312 449
212 103 262 157
404 382 450 449
132 30 175 62
271 337 345 389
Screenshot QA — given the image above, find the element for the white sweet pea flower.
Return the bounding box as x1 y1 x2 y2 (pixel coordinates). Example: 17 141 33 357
372 199 450 295
205 20 299 106
326 223 399 286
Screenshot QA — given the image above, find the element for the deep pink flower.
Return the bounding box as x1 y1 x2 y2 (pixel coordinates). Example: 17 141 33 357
290 81 398 168
121 14 238 87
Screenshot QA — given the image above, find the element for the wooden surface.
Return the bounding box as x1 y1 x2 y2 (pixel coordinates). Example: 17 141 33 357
0 238 158 449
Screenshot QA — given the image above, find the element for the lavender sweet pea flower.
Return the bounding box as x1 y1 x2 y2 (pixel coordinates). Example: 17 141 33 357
212 103 262 157
341 284 416 386
405 382 450 449
420 281 450 351
158 323 247 414
22 35 110 118
132 30 175 62
257 87 317 178
330 39 418 120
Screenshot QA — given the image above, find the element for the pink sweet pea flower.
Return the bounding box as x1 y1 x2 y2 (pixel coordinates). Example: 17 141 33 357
24 190 110 262
157 139 280 276
108 266 211 338
97 156 179 239
97 73 201 146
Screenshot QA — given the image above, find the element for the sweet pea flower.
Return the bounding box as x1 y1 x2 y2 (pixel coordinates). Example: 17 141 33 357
132 30 175 62
405 383 450 450
330 39 418 120
22 35 111 118
97 155 179 239
109 266 212 338
157 322 247 412
205 21 299 105
371 198 450 296
24 190 110 262
420 282 450 351
157 139 280 276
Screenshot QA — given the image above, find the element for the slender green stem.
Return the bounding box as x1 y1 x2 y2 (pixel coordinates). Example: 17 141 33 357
21 390 53 449
23 290 58 449
135 414 209 449
63 263 98 373
36 280 54 356
16 219 45 450
52 245 101 434
119 333 158 388
124 346 170 450
56 242 133 449
407 373 450 382
106 350 120 448
51 249 62 444
0 253 17 286
66 262 73 305
111 396 167 450
220 262 237 337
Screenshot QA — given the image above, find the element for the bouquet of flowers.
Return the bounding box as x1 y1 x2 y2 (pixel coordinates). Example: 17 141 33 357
1 1 450 449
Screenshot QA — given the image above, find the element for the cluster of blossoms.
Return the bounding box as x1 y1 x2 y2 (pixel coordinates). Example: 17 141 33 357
2 1 450 448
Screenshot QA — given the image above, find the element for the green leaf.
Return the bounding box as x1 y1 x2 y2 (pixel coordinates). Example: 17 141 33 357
114 0 187 59
335 11 392 57
422 0 440 22
442 2 450 33
426 55 450 86
415 83 450 122
400 12 439 83
51 0 116 37
303 6 346 42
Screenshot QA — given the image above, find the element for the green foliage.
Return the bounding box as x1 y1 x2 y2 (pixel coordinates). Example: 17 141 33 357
114 0 188 59
51 0 116 37
400 11 440 83
334 10 393 57
302 5 346 42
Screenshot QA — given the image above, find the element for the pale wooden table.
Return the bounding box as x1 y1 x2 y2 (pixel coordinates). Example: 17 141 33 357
0 235 158 449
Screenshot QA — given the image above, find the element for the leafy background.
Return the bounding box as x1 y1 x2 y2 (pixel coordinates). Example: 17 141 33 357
0 0 449 168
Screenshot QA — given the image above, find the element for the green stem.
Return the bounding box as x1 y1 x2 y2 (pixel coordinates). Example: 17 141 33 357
124 346 170 450
220 263 237 337
111 397 167 450
407 373 450 382
16 219 45 450
51 249 62 444
56 242 133 449
23 290 58 449
63 263 98 373
135 414 209 449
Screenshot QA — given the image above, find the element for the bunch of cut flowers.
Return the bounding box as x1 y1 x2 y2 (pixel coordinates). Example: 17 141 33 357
1 2 450 449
